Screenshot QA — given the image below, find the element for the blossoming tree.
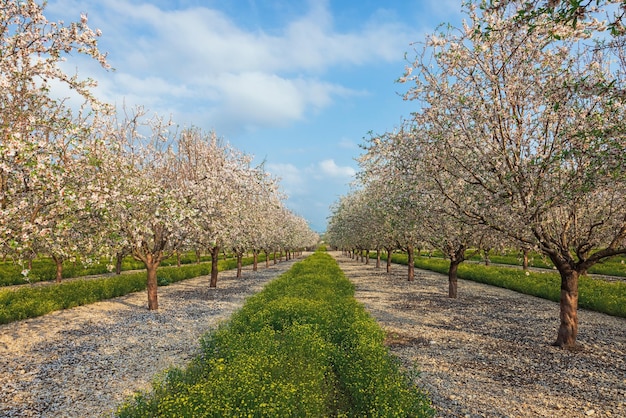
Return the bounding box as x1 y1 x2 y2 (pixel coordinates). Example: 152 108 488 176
401 1 626 347
0 1 110 271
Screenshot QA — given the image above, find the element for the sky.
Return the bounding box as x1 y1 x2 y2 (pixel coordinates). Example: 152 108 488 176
45 0 464 232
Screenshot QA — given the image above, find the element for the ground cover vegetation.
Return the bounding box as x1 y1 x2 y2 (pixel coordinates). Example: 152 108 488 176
0 254 278 324
0 251 220 287
327 0 626 349
0 1 318 311
370 251 626 318
116 252 434 417
397 248 626 277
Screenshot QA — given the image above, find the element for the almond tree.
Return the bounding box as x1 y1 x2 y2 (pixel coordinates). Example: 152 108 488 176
176 128 227 287
283 211 319 254
225 165 264 278
401 1 626 347
101 109 195 310
177 128 254 287
357 128 430 281
1 1 110 267
27 119 113 282
245 169 284 271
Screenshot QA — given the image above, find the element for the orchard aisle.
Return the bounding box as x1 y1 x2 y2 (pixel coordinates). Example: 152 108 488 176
0 255 307 418
331 251 626 418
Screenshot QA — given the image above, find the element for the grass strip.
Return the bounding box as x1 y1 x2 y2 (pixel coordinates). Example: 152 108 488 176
416 250 626 277
384 253 626 318
116 252 434 417
0 252 221 287
0 255 267 325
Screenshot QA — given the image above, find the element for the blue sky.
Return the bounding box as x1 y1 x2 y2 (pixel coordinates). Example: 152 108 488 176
46 0 463 232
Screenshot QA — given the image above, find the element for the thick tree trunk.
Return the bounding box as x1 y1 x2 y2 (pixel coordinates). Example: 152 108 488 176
210 246 220 288
52 255 63 283
146 260 159 310
376 249 381 268
273 250 278 264
555 269 579 348
365 250 370 264
448 259 461 298
386 248 392 273
407 245 415 281
543 251 581 348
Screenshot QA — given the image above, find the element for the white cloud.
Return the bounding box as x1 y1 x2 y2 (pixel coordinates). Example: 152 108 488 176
266 163 306 196
45 0 419 132
318 159 356 179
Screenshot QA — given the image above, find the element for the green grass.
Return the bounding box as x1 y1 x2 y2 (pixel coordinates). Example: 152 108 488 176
384 253 626 318
117 252 434 417
422 249 626 277
0 255 273 325
0 251 218 287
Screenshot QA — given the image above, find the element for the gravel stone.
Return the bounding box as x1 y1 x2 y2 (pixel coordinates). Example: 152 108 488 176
332 252 626 418
0 258 303 418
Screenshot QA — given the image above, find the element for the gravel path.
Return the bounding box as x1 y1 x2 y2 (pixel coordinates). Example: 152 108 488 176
331 252 626 418
2 252 624 418
0 257 304 418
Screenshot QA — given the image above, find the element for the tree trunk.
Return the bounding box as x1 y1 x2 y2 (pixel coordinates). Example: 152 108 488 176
448 259 461 298
236 254 243 278
483 248 491 266
522 248 530 271
195 248 201 264
146 259 159 310
365 250 370 264
273 250 278 264
265 250 270 268
386 248 392 273
115 252 124 275
176 251 181 267
407 244 415 281
555 268 579 348
210 246 220 288
52 255 63 283
253 250 258 271
376 249 381 268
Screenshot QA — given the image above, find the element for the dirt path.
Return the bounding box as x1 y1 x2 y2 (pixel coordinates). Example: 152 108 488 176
0 257 304 418
331 252 626 418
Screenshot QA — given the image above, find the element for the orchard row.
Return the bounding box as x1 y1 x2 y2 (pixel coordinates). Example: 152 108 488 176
0 1 318 310
327 1 626 349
